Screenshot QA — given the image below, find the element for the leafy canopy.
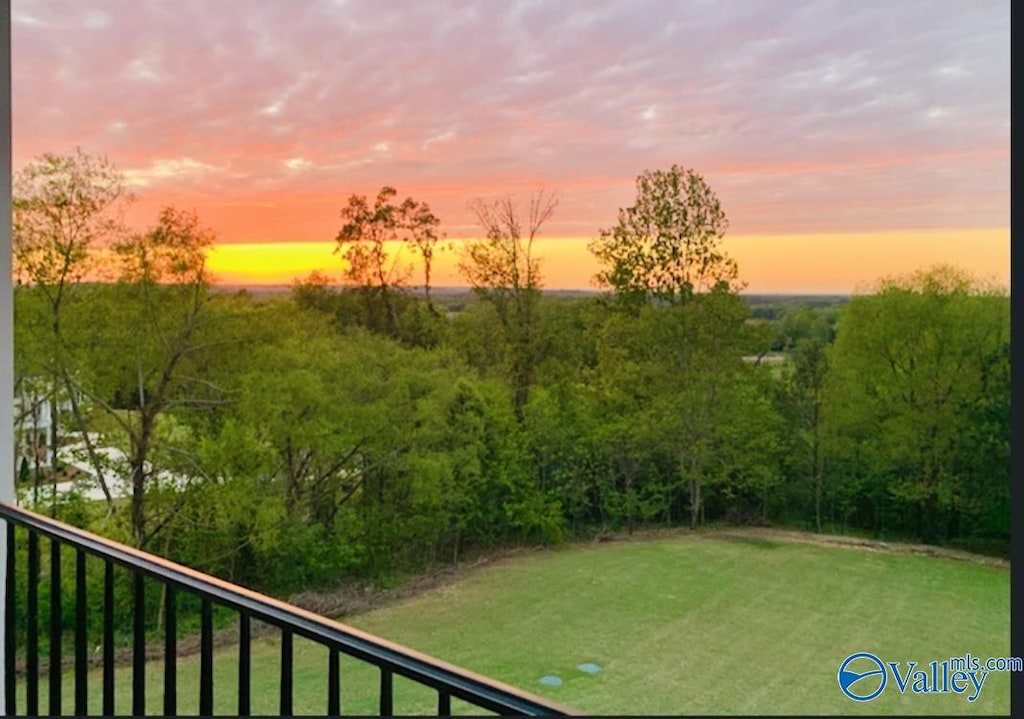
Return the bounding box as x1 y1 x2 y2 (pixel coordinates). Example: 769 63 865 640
590 164 737 306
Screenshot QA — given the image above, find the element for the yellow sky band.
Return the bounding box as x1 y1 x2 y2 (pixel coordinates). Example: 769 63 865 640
204 227 1010 294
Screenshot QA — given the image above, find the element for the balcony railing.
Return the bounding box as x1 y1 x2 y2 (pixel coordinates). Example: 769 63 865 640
1 501 577 716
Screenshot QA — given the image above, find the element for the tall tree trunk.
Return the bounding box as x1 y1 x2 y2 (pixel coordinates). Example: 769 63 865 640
622 452 636 535
130 464 146 547
689 477 702 529
131 409 156 548
48 394 59 516
812 404 822 533
62 372 115 509
284 437 299 513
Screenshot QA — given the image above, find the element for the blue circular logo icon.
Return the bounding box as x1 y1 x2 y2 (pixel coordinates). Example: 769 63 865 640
838 652 887 702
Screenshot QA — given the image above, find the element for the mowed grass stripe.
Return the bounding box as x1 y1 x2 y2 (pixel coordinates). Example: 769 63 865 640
348 537 1009 715
25 534 1009 715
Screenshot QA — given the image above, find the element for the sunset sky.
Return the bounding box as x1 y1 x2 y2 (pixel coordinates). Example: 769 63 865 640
11 0 1010 293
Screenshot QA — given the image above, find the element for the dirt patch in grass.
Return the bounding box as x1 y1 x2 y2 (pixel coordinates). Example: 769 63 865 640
579 523 1008 569
704 526 1010 570
291 525 1008 623
289 546 536 619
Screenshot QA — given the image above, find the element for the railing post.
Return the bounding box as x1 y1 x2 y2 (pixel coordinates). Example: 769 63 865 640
132 571 146 715
74 549 87 715
102 561 114 715
4 524 14 716
26 532 38 716
280 629 293 715
379 666 393 717
328 648 340 716
0 0 15 714
0 504 578 717
238 613 251 716
199 598 213 715
164 585 177 717
48 538 62 716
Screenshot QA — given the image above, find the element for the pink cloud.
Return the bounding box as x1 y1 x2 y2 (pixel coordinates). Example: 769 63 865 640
12 0 1010 241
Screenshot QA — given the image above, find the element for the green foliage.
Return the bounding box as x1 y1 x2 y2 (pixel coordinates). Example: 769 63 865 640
589 164 738 306
6 146 1009 715
20 257 1009 598
293 273 449 348
13 147 133 289
333 186 442 336
457 191 558 419
824 265 1009 543
11 152 1008 657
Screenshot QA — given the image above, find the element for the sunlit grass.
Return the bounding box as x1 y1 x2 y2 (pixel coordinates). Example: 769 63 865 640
20 533 1010 715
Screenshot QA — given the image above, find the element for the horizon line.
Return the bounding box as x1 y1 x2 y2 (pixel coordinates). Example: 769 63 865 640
209 282 854 297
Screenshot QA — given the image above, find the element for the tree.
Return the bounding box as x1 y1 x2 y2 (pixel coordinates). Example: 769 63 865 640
334 186 441 336
592 288 760 529
776 306 833 531
824 265 1009 542
458 189 558 419
402 200 444 309
644 290 758 528
78 207 219 547
232 308 376 523
12 148 132 289
12 148 134 508
589 165 737 307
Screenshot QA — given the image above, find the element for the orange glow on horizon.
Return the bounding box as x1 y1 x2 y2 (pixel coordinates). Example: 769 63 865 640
204 227 1010 295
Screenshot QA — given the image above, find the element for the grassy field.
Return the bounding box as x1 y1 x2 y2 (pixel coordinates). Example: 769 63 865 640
22 531 1011 715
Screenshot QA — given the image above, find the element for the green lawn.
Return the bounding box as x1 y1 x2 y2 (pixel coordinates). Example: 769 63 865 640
22 532 1012 715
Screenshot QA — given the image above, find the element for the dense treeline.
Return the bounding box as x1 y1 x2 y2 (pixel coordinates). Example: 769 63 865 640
11 153 1010 625
15 267 1010 584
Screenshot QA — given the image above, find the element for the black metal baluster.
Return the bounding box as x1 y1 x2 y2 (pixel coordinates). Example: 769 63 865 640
238 613 251 716
102 561 114 716
4 524 16 717
49 538 62 716
74 549 87 716
379 666 393 717
280 629 293 716
199 598 213 716
133 572 145 716
328 648 340 716
0 503 574 719
164 585 177 717
26 530 39 717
